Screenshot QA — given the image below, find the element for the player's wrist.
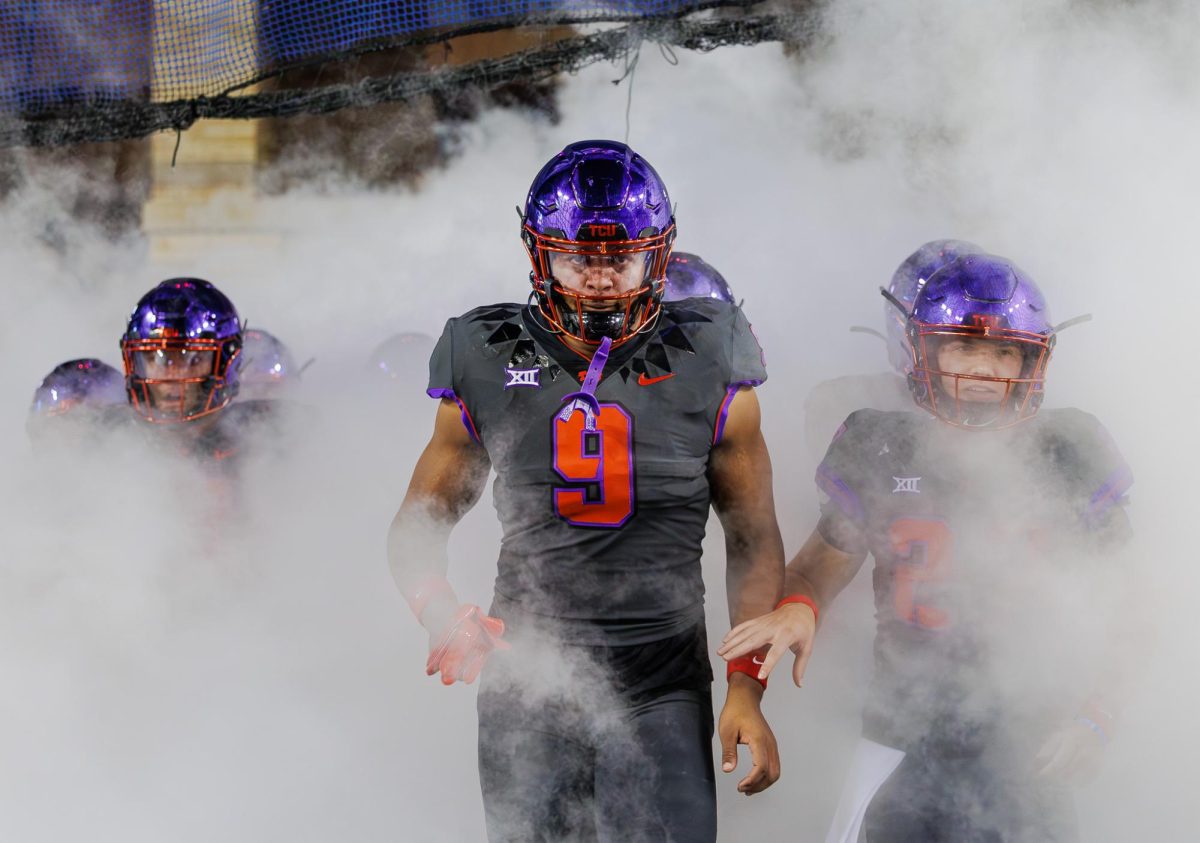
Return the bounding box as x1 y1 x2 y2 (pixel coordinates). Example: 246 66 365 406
727 648 769 690
776 593 819 624
727 668 767 696
401 574 460 632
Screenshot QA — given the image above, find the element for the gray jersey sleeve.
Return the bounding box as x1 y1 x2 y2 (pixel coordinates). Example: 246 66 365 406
812 410 881 554
427 317 457 398
425 316 483 443
728 305 767 386
1041 409 1133 532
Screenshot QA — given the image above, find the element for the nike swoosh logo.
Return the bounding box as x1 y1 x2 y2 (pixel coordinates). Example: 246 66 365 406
751 655 765 665
637 372 676 386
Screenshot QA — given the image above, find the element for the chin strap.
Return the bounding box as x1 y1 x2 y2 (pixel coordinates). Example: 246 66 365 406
557 336 612 431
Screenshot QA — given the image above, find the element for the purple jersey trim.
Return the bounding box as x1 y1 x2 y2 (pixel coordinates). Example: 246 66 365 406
427 387 481 444
1085 462 1133 528
712 379 763 445
815 462 865 523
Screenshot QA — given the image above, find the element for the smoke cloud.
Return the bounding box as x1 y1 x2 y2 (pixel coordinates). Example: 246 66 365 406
0 1 1194 839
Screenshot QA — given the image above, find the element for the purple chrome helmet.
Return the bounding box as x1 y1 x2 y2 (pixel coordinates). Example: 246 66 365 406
522 139 676 347
28 358 124 422
240 328 298 398
367 332 435 381
663 252 735 304
905 254 1054 429
120 278 243 423
886 239 984 373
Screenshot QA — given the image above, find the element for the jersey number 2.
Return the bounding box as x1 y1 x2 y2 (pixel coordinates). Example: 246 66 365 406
889 518 954 631
552 404 634 528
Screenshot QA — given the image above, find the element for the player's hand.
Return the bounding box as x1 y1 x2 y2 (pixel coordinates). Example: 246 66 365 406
426 604 510 685
718 674 781 794
1034 719 1107 784
718 603 817 687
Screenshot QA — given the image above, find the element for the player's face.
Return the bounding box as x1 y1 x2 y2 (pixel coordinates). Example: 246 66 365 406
549 251 649 302
132 348 215 409
935 336 1024 402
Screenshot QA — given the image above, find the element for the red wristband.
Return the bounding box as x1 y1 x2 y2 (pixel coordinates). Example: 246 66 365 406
776 593 819 624
727 648 768 689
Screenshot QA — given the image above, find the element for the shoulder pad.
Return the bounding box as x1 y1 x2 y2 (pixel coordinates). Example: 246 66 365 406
842 407 910 431
459 302 526 325
451 302 529 359
657 299 766 386
828 408 925 453
1033 408 1133 526
661 297 736 326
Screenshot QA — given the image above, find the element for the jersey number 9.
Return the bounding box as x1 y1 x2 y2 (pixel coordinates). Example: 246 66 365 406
552 404 635 528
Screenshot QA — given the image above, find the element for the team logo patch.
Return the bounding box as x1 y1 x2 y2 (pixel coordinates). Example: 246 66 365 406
504 367 541 389
892 476 921 494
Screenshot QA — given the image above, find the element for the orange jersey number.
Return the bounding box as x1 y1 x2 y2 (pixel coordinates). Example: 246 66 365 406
552 404 635 528
889 517 954 631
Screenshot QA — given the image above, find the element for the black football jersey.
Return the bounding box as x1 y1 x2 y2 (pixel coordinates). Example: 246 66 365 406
815 408 1132 751
802 371 912 463
428 299 767 645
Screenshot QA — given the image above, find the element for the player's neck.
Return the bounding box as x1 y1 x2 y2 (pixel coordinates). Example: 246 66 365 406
561 334 602 360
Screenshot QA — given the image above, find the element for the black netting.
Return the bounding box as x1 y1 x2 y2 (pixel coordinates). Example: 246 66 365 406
0 1 806 148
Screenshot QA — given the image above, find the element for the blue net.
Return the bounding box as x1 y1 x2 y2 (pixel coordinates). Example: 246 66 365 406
0 1 795 146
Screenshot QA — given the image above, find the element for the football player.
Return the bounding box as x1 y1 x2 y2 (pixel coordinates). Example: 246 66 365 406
720 254 1133 841
803 239 983 461
119 278 275 466
388 140 785 842
27 358 125 450
663 251 736 303
239 327 300 400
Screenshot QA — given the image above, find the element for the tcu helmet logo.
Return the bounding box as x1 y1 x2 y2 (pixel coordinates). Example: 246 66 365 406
969 313 1004 332
505 367 541 389
892 476 921 494
586 223 620 239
